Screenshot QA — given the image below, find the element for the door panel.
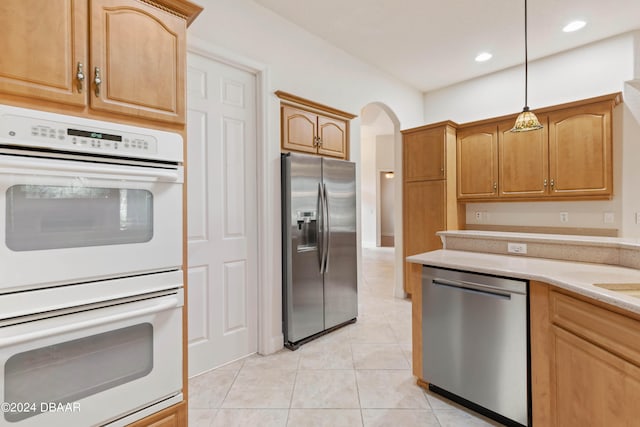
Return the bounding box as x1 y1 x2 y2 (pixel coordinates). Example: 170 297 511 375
551 326 640 426
322 158 357 329
281 106 317 154
283 154 324 343
187 52 257 376
318 116 347 159
456 125 498 198
498 117 549 197
403 127 445 181
0 0 86 106
548 103 611 197
90 0 185 123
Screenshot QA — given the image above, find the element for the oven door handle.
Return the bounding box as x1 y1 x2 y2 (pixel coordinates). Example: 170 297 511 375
0 156 181 182
0 294 182 347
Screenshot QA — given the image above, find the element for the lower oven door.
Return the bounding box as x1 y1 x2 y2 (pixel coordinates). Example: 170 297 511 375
0 289 183 427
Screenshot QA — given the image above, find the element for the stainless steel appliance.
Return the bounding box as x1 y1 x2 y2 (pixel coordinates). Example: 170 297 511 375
281 153 357 349
0 104 184 426
422 266 530 426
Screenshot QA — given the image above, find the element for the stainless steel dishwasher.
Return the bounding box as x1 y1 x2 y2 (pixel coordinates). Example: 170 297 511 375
422 266 530 427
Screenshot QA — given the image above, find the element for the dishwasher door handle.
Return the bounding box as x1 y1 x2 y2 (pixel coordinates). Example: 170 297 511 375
432 278 517 299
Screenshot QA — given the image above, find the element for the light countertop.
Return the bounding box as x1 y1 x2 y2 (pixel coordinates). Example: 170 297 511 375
407 249 640 315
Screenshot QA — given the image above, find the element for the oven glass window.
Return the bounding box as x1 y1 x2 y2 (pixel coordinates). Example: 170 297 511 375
5 185 153 251
4 323 153 422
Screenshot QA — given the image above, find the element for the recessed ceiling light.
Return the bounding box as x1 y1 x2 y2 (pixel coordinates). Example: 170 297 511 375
475 52 492 62
563 20 586 32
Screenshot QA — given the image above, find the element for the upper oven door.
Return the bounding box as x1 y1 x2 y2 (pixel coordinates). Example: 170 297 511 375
0 154 183 293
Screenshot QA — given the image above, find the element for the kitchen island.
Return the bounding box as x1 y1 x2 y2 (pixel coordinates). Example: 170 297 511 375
408 231 640 426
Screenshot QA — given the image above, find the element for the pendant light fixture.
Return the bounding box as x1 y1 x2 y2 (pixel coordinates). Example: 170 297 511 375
510 0 543 132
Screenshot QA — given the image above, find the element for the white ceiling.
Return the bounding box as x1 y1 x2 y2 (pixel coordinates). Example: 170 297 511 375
253 0 640 92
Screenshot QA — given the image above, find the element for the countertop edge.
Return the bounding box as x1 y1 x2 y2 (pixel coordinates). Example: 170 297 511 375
436 230 640 250
407 250 640 316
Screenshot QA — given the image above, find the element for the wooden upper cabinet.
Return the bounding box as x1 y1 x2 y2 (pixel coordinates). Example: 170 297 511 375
403 126 446 181
281 105 318 154
498 116 549 198
548 102 612 197
276 91 356 160
455 93 618 202
317 116 347 158
0 0 87 106
90 0 186 124
456 124 498 199
0 0 201 126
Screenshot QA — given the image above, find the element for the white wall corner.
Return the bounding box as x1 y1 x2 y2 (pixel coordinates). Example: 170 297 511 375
634 30 640 79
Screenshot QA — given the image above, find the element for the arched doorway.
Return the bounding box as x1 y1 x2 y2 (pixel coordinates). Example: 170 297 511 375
360 102 405 298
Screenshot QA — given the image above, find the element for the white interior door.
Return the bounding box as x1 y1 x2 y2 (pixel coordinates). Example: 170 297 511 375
186 51 258 376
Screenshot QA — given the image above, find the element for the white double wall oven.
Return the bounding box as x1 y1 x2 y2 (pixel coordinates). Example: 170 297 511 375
0 105 185 426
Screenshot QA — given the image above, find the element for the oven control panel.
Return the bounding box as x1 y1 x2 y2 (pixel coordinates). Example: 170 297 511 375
1 114 159 156
0 104 183 163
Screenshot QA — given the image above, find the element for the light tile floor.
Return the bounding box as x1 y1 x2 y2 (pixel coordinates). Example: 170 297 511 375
189 247 501 426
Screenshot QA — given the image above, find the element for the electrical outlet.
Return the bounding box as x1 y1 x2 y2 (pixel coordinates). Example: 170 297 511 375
636 212 640 225
508 242 527 254
604 212 615 224
560 212 569 223
475 211 482 221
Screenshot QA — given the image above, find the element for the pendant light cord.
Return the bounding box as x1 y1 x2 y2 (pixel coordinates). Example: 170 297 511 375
524 0 529 109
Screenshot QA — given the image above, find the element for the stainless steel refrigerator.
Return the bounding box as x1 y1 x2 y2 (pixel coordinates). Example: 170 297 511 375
281 153 358 350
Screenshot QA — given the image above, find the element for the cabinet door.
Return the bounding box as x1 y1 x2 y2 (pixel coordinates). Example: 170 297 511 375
550 326 640 426
548 102 612 198
498 117 549 198
403 127 445 181
403 180 445 293
318 115 347 159
0 0 87 106
90 0 186 124
281 105 318 154
456 125 498 199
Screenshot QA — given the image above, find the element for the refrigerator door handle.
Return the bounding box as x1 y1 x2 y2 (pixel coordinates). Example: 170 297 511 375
323 183 330 273
317 182 325 274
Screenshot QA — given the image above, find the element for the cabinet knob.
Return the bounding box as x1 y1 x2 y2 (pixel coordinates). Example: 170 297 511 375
493 182 497 191
543 179 547 187
76 62 85 93
94 67 102 97
550 179 555 188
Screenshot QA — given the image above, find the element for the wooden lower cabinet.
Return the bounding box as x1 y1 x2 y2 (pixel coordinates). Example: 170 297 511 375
403 180 445 294
127 402 187 427
551 326 640 426
531 282 640 426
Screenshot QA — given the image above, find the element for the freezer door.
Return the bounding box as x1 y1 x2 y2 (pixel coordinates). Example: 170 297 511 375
282 154 324 343
322 158 358 329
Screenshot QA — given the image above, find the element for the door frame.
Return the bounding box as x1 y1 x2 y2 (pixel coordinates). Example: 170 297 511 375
187 37 279 356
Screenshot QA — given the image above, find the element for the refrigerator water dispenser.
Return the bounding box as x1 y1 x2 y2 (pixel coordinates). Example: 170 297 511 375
296 210 317 252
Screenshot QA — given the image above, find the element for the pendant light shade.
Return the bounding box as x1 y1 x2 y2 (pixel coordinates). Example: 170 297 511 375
512 107 543 132
510 0 542 132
